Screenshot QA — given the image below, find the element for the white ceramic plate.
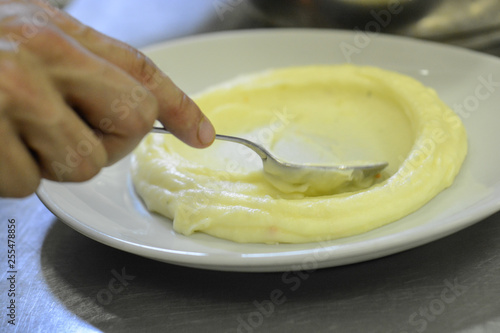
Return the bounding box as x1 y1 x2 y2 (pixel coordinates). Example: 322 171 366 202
37 29 500 272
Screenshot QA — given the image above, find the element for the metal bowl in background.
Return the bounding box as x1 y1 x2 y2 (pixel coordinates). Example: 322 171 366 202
249 0 443 31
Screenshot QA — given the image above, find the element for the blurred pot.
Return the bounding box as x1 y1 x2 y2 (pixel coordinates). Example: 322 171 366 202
249 0 442 30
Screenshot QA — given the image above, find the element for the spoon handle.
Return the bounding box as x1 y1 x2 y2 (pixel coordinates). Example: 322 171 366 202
150 126 270 160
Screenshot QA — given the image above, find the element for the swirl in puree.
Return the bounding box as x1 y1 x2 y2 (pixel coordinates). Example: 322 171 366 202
131 65 467 244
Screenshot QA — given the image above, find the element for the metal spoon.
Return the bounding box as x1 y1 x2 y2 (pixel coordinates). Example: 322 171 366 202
151 126 388 194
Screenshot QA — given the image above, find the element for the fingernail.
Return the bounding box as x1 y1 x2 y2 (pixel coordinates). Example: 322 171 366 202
198 116 215 146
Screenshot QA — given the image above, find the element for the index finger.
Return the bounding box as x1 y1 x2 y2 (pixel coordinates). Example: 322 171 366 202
37 1 215 148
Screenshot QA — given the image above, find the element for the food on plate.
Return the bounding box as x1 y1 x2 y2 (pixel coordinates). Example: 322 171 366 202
131 65 467 244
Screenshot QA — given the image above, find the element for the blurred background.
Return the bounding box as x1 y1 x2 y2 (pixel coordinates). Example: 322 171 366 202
50 0 500 56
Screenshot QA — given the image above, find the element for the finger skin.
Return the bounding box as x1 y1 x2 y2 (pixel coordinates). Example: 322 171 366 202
1 1 158 167
0 106 40 198
40 4 216 147
0 0 215 198
33 26 159 164
0 49 108 184
48 48 159 164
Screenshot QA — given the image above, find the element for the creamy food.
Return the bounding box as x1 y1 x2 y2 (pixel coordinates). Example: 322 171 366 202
132 65 467 244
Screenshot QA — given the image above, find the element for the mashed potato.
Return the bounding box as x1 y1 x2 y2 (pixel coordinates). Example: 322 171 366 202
131 65 467 244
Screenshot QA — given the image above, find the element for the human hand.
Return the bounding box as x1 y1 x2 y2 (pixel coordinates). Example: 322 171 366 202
0 0 215 197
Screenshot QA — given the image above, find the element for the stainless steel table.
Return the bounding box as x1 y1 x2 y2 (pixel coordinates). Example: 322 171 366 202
2 1 500 332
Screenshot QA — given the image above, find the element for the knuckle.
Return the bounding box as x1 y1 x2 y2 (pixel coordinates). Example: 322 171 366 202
0 92 9 113
31 27 79 61
0 50 58 117
126 48 166 93
12 182 40 198
137 94 158 132
68 154 105 183
46 136 107 183
73 162 101 182
0 2 60 51
0 172 40 198
0 55 30 93
129 49 155 84
23 102 64 129
29 24 58 41
119 91 158 136
72 141 107 182
6 19 83 65
18 178 41 197
168 93 197 130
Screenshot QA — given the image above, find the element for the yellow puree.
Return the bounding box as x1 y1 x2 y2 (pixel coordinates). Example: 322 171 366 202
131 65 467 244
